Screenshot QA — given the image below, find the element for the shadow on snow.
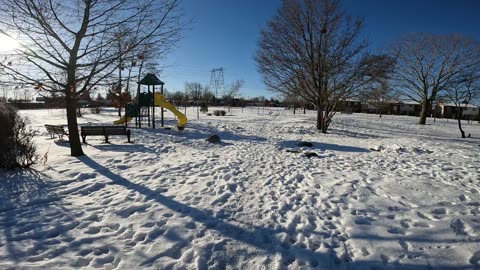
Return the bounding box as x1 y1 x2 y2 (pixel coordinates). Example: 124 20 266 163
75 156 472 269
0 169 121 267
278 140 370 153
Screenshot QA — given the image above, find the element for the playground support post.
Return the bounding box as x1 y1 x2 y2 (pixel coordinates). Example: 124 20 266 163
147 85 151 127
152 84 156 129
161 84 164 127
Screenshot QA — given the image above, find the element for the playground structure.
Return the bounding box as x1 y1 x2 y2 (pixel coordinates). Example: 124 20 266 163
114 73 187 129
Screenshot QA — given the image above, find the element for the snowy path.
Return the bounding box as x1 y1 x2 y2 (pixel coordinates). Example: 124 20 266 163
0 108 479 269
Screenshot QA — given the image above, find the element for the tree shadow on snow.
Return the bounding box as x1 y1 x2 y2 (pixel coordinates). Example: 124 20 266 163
77 156 468 269
0 169 52 202
92 143 156 153
278 140 370 153
78 155 334 267
329 128 385 139
0 169 84 265
54 140 70 147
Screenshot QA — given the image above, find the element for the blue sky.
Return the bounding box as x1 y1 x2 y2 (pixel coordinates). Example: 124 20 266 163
161 0 480 99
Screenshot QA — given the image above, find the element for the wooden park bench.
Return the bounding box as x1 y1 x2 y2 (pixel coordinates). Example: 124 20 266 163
45 124 69 141
80 126 131 144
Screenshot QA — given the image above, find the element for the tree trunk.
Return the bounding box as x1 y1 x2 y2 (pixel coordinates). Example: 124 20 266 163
66 93 84 156
457 112 466 138
317 106 328 133
321 123 327 133
419 99 429 125
321 110 329 134
316 104 323 130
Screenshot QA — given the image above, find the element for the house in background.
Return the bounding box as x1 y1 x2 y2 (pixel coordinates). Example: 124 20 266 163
435 102 480 120
362 100 399 115
393 101 422 116
338 99 362 113
337 99 424 116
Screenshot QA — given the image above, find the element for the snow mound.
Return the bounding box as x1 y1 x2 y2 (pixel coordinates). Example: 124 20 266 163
370 144 432 154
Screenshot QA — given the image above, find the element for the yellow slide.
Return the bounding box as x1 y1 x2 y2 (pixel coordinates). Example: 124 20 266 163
154 92 188 128
114 115 133 125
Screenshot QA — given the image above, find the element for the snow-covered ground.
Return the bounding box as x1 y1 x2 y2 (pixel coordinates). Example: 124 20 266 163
1 106 479 269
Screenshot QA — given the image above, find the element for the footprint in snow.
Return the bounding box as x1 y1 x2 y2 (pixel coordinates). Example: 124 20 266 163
76 173 97 180
470 250 480 265
416 211 432 220
386 214 396 220
71 257 92 267
450 219 474 236
413 221 430 228
354 217 374 225
431 208 448 215
400 219 412 228
387 227 407 235
388 206 402 212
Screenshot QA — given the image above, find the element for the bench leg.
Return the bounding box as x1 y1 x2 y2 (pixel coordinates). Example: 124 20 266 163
82 136 86 143
127 134 131 143
105 136 109 143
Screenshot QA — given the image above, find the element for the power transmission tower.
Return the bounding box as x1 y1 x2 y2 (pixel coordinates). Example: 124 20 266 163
210 68 225 102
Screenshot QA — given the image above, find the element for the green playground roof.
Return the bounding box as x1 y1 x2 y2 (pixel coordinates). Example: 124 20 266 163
138 73 164 85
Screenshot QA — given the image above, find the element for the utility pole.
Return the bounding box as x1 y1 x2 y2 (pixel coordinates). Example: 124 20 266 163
210 68 225 104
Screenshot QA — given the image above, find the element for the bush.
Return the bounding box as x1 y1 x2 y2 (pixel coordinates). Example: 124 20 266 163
76 106 90 117
213 110 226 116
200 103 208 113
0 103 40 170
89 102 102 114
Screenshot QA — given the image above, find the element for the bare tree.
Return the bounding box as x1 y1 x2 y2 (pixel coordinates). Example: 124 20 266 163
256 0 386 133
360 86 390 118
223 79 244 111
167 90 187 106
0 0 186 156
359 54 396 118
390 33 480 125
185 82 205 119
283 91 308 114
116 33 169 116
445 72 480 138
0 83 10 102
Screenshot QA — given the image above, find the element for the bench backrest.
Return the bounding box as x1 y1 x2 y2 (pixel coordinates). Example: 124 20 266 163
52 126 66 133
81 126 128 135
45 124 66 134
104 126 128 135
45 125 55 133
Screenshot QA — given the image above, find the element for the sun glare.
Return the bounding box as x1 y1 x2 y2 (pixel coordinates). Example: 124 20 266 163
0 34 20 53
